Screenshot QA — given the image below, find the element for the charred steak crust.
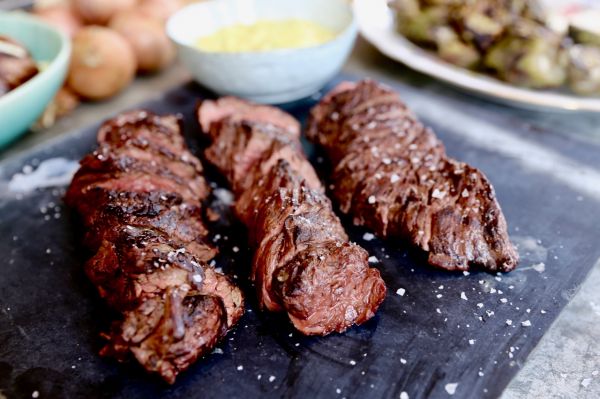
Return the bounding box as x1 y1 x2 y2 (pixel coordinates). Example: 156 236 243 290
65 110 243 383
306 79 519 273
197 97 386 336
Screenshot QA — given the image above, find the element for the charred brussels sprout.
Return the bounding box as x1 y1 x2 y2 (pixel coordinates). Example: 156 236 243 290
434 26 481 68
568 45 600 95
484 24 567 88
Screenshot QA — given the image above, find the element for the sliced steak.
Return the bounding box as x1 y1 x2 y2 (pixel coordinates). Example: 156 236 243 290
199 97 300 138
307 79 518 272
66 110 243 383
197 98 386 335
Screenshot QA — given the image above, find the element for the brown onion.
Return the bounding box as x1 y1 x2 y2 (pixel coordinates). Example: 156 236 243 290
72 0 137 25
33 6 83 38
109 11 175 73
138 0 182 24
67 26 136 100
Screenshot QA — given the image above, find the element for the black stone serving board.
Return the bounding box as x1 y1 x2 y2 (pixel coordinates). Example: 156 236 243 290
1 75 600 399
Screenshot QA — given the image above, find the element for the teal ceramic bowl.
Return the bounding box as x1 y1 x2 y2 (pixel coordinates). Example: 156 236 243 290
0 11 71 148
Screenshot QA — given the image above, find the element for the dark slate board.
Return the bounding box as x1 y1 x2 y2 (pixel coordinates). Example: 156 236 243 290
1 76 600 399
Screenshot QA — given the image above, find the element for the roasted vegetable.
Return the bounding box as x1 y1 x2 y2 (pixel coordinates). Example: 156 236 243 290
434 26 480 68
394 1 450 45
568 45 600 95
568 10 600 46
388 0 592 94
484 23 567 88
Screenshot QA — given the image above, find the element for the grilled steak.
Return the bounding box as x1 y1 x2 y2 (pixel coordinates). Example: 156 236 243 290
65 110 243 383
198 98 386 336
0 35 38 96
307 80 519 273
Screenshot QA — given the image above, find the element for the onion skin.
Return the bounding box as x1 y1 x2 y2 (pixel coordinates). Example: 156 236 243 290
109 11 175 73
67 26 137 100
72 0 137 25
138 0 182 24
33 6 83 38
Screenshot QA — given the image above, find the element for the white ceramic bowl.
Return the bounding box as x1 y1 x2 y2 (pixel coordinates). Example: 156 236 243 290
166 0 357 104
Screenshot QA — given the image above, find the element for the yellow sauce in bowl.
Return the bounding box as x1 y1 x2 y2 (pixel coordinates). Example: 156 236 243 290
195 19 336 52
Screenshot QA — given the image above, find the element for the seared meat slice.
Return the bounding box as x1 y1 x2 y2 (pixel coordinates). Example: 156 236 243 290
204 119 320 194
198 96 300 138
0 36 38 94
198 98 386 335
66 110 243 383
307 79 518 272
101 291 227 385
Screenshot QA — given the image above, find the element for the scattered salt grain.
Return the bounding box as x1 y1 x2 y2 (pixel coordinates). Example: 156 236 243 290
436 308 441 314
400 392 409 399
362 233 375 241
463 271 470 276
532 262 546 273
396 288 406 296
506 319 513 326
269 376 276 382
500 298 508 303
32 391 39 398
232 246 239 253
349 360 356 366
336 388 342 394
581 378 592 388
521 320 531 327
368 196 376 204
436 294 443 299
237 365 244 371
477 303 484 308
212 348 223 355
431 189 446 199
478 371 484 377
368 256 379 263
469 339 475 345
541 310 547 314
400 358 407 364
460 292 468 300
461 189 469 198
445 383 458 395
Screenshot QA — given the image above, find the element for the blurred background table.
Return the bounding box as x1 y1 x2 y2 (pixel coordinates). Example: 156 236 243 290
1 34 599 398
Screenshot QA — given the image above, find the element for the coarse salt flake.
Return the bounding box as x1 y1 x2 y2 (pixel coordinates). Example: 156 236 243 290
460 292 468 300
445 383 458 395
363 233 375 241
396 288 406 296
506 319 513 326
521 320 531 327
400 392 409 399
431 188 446 199
269 375 276 382
368 256 379 263
461 189 469 197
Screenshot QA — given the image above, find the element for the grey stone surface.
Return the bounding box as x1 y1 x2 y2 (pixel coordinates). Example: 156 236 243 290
1 38 598 398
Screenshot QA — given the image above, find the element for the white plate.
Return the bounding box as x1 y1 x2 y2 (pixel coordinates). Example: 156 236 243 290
354 0 600 112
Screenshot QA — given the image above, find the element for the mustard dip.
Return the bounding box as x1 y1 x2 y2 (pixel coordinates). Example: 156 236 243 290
196 19 336 52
